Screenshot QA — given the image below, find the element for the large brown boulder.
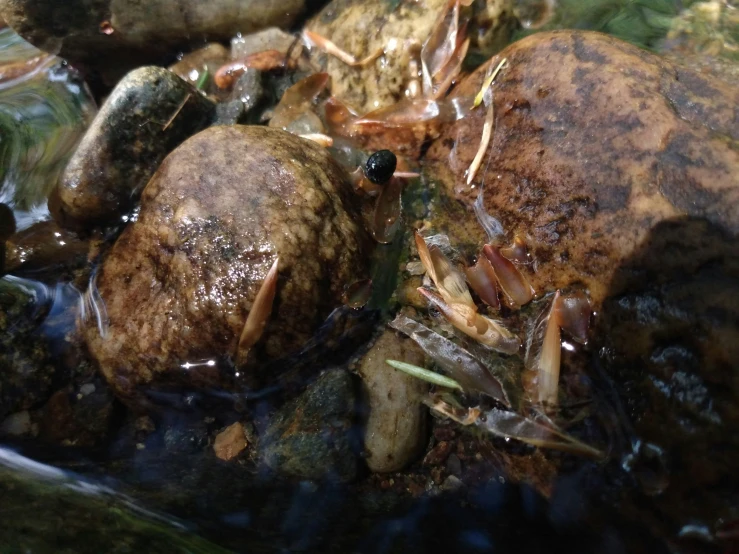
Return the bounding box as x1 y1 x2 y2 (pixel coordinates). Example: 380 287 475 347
84 125 371 403
425 30 738 306
425 30 739 538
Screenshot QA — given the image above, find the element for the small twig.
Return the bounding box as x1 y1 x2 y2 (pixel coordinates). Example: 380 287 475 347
163 93 191 131
303 30 383 67
473 57 507 108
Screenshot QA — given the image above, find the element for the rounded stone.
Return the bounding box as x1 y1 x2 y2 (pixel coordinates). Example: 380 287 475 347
357 329 428 473
84 125 372 403
307 0 517 114
425 30 739 307
52 66 215 229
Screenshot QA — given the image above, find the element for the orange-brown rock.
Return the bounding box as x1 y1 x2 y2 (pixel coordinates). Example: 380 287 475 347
213 422 248 461
425 30 739 306
84 126 371 403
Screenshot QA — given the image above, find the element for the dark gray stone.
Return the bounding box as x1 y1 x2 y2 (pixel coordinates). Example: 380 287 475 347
261 369 358 482
231 69 265 115
214 100 246 126
52 66 215 229
0 276 55 419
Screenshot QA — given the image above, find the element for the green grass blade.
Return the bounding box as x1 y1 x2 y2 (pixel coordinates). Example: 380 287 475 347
385 359 463 390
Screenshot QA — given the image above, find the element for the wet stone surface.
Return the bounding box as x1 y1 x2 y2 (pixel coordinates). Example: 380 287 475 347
426 30 739 307
307 0 518 114
0 277 56 420
83 125 372 404
53 66 215 229
357 329 428 473
261 368 359 482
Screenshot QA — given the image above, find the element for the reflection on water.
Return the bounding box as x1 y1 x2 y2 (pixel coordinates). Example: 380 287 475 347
0 26 96 231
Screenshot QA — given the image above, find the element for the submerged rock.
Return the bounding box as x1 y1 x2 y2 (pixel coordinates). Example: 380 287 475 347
0 276 55 419
213 422 248 461
4 220 88 277
597 217 739 533
357 330 428 473
230 27 297 60
52 66 215 229
84 125 371 403
261 369 358 482
425 30 738 307
307 0 518 114
0 0 310 84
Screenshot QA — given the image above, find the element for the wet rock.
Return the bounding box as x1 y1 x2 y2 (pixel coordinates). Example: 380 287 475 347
169 43 229 97
357 329 428 473
0 276 56 419
425 29 739 542
214 99 247 126
4 220 88 277
215 68 266 125
39 376 116 446
231 69 266 115
307 0 517 114
0 410 31 436
83 125 371 403
261 369 358 482
0 0 310 85
597 217 739 532
213 422 248 461
426 30 739 307
423 440 452 467
163 421 209 455
52 66 215 229
231 27 297 60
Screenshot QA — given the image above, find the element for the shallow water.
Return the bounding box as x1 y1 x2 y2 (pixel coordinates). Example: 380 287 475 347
0 26 96 231
0 1 738 553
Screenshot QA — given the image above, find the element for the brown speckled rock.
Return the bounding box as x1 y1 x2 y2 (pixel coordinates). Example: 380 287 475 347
84 125 371 403
425 30 739 306
357 329 428 473
307 0 517 115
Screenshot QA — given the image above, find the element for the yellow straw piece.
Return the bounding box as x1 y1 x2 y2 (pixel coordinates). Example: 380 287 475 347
473 58 507 108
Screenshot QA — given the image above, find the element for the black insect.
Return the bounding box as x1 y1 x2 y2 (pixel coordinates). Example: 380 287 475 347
364 149 397 185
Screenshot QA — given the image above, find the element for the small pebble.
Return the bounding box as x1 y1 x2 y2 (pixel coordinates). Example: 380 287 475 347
213 421 248 461
135 416 156 433
446 453 462 476
0 411 31 436
440 475 465 493
433 425 456 442
79 383 96 396
423 440 452 466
